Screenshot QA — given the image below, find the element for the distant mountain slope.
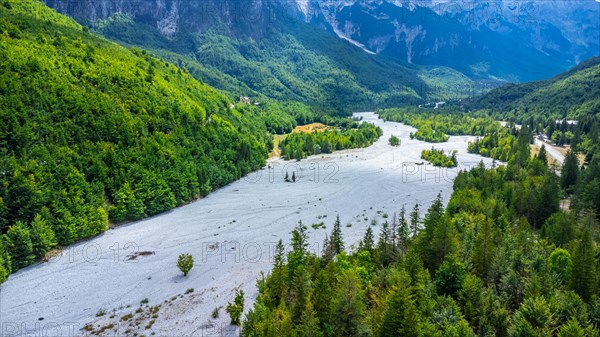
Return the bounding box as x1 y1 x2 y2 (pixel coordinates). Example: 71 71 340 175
0 0 271 280
469 56 600 119
43 0 478 114
303 0 600 82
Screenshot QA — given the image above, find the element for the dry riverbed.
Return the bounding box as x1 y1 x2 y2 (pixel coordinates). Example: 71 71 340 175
0 113 494 337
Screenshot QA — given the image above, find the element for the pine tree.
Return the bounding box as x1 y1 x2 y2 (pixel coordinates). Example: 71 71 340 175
533 173 560 228
332 269 369 337
410 203 421 238
473 218 498 284
377 221 394 267
397 206 409 254
291 265 310 325
359 227 375 253
571 228 597 301
311 266 335 331
561 150 579 192
29 214 57 259
288 221 308 287
538 144 548 165
269 239 287 306
429 215 458 272
378 272 420 337
434 256 466 297
295 297 324 337
330 215 344 255
4 221 35 270
419 193 446 272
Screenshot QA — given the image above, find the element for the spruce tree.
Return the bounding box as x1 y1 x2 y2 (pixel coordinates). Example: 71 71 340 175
378 272 420 337
473 218 498 283
295 298 324 337
537 144 548 165
5 221 35 270
397 206 409 254
331 215 344 255
29 214 57 259
571 228 597 301
561 150 579 192
311 266 335 331
419 193 446 272
377 221 393 267
288 221 308 287
359 227 375 253
332 270 369 337
410 203 421 238
290 265 310 325
270 239 287 306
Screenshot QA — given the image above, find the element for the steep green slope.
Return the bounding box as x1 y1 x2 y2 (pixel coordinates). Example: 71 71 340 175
90 11 473 114
469 57 600 120
0 0 272 279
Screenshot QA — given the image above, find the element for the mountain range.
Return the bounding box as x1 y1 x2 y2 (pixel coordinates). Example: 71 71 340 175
304 0 600 81
45 0 599 87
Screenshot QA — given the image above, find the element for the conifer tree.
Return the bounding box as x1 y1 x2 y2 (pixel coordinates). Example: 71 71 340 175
226 289 245 326
332 270 369 337
571 228 597 301
291 266 310 325
269 239 287 306
295 297 324 337
288 221 308 287
378 272 420 337
29 214 57 259
4 221 35 270
561 150 580 192
537 144 548 165
397 205 409 253
0 241 11 283
419 194 446 271
410 203 421 238
330 215 344 255
377 221 394 267
359 227 375 253
473 218 498 283
311 265 335 331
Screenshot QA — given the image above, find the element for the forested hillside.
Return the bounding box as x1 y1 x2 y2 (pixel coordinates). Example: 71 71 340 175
242 122 600 337
0 0 273 280
469 57 600 121
78 7 473 115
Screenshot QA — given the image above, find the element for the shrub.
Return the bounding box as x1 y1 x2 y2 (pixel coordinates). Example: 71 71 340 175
177 254 194 276
226 290 245 325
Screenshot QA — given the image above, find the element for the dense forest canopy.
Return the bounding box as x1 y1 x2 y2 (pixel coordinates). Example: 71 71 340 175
0 0 275 281
241 120 600 337
466 56 600 123
87 8 475 115
0 0 392 283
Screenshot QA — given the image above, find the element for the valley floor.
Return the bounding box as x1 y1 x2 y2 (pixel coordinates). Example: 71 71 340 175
0 113 494 336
